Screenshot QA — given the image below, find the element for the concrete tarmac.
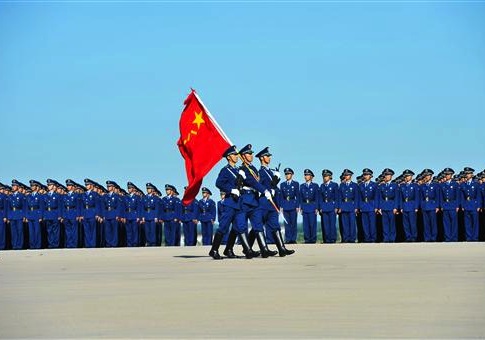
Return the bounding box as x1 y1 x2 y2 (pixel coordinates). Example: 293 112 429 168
1 243 484 339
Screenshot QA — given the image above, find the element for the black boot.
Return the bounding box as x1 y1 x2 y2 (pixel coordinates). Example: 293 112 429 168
243 230 261 257
208 231 224 260
223 229 240 259
273 230 295 257
239 232 256 259
256 231 278 258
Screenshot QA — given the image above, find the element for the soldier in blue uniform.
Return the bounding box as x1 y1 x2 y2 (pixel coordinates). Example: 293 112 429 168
419 169 441 242
197 187 216 245
376 169 399 242
101 181 122 247
141 183 160 246
6 180 27 249
318 169 339 243
279 168 300 244
300 169 320 244
43 179 62 248
338 169 360 243
440 168 461 242
398 169 420 242
172 187 182 246
125 182 142 247
460 167 481 241
62 179 81 248
358 168 378 243
80 179 101 248
160 184 180 246
26 180 44 249
181 186 198 246
0 183 7 250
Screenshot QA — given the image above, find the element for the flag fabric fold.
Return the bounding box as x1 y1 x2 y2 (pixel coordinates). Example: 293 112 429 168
177 90 231 205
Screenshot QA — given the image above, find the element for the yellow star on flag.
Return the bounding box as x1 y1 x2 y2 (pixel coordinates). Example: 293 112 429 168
192 111 205 129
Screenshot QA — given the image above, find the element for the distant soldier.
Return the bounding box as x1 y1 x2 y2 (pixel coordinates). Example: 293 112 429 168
161 184 181 246
399 169 419 242
81 179 101 248
181 186 198 246
197 187 216 246
141 183 160 246
300 169 319 244
419 169 441 242
5 180 27 250
279 168 300 244
338 169 359 243
62 180 81 248
440 168 461 242
44 179 62 248
318 169 339 243
460 167 481 241
101 181 122 247
172 187 182 246
0 183 7 250
26 180 44 249
125 182 142 247
358 168 378 243
376 169 399 242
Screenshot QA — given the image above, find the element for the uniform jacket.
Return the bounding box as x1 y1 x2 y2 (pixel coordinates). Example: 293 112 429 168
460 180 482 211
44 191 62 220
440 181 461 211
419 182 441 211
299 181 319 213
6 192 27 220
338 181 360 212
197 198 216 222
358 181 378 212
26 192 45 220
239 163 266 208
142 194 160 221
398 182 420 211
160 195 180 221
102 192 122 220
258 166 280 210
280 180 300 211
81 190 101 219
376 182 399 211
215 165 242 210
181 199 198 222
63 191 81 220
318 181 339 212
124 193 142 221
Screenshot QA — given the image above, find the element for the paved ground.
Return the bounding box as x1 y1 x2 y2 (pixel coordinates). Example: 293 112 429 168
1 243 484 339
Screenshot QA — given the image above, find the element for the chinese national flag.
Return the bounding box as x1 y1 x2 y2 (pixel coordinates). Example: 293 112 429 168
177 90 231 205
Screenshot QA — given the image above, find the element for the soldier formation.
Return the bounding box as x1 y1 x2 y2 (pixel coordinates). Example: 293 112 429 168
1 159 484 254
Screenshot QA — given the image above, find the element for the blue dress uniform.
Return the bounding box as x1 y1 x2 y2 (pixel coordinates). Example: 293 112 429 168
279 168 300 244
440 169 461 242
338 170 360 243
300 169 320 244
419 169 441 242
377 170 399 242
44 179 63 248
101 181 122 247
398 170 420 242
160 184 181 246
358 169 378 243
63 180 81 248
197 188 216 245
173 190 182 246
125 182 142 247
0 183 7 250
460 168 482 241
6 180 27 249
142 184 160 246
81 179 101 248
318 170 339 243
181 197 198 246
26 181 45 249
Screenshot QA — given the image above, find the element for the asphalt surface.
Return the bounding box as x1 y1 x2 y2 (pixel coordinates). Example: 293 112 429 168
1 243 484 339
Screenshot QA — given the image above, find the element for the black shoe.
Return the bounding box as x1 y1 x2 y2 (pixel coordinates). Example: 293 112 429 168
208 231 224 260
209 249 223 260
273 230 295 256
239 232 256 259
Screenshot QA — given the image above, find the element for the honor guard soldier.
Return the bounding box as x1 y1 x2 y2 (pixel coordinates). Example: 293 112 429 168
399 170 420 242
181 186 199 246
63 180 81 248
0 183 7 250
81 179 101 248
197 187 216 245
318 169 339 243
125 182 142 247
300 169 320 244
358 168 378 242
26 180 44 249
440 168 461 242
6 180 27 249
101 181 122 247
376 169 399 242
337 169 360 243
419 169 441 241
141 183 160 246
279 167 300 244
460 167 481 241
255 147 293 257
44 179 62 248
210 145 243 260
160 184 181 246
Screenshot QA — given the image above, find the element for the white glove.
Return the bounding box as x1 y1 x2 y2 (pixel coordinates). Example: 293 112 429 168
271 189 275 196
238 169 247 179
230 188 240 197
274 171 281 179
264 190 272 200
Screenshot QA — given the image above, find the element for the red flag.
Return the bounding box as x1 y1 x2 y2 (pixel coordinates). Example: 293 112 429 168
177 90 231 205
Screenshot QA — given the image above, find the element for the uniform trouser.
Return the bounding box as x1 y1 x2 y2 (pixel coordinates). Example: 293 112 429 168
125 220 139 247
283 209 298 243
302 211 317 243
10 219 24 250
182 221 197 246
381 211 396 242
217 206 241 235
235 205 263 234
360 211 377 242
164 220 177 246
45 219 60 248
0 220 6 250
82 218 97 248
262 208 281 237
200 221 214 246
174 222 181 246
442 210 458 242
402 211 418 241
63 219 78 248
321 211 337 243
340 212 356 243
28 220 42 249
97 220 104 247
144 220 157 246
464 210 479 241
422 210 438 241
103 219 118 247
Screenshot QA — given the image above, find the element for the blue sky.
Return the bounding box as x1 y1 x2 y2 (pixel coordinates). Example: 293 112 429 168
1 2 484 195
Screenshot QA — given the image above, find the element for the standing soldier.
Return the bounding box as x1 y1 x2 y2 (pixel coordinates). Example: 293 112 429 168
358 168 378 243
460 167 481 241
181 186 198 246
318 169 339 243
63 180 81 248
141 183 160 246
440 168 461 242
376 169 399 242
6 180 27 250
338 169 360 243
125 182 141 247
26 180 44 249
279 168 300 244
101 181 122 247
173 188 182 246
0 183 7 250
399 169 420 242
44 179 62 248
419 169 441 242
300 169 319 244
197 187 216 246
81 179 101 248
160 184 180 246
